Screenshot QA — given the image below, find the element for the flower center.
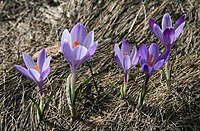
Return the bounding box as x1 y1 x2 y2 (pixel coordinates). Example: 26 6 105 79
124 52 128 56
73 40 79 48
148 54 154 67
34 64 39 72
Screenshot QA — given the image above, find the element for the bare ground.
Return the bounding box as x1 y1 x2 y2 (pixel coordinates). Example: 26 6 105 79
0 0 200 130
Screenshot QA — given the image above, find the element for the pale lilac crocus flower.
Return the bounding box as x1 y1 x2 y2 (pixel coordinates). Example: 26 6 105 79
14 48 51 96
137 43 169 109
114 39 139 98
61 23 98 75
61 23 98 120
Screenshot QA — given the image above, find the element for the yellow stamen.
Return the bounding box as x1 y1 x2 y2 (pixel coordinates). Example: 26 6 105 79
148 54 154 67
73 40 79 48
34 64 39 72
124 52 128 56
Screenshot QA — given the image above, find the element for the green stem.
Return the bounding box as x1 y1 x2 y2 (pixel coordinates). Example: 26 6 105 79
165 61 171 87
121 70 129 99
37 94 44 121
137 76 149 109
66 74 77 121
165 61 170 80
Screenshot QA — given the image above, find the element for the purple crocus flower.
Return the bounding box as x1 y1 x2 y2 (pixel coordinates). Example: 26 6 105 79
149 13 185 50
139 43 170 77
61 23 98 75
14 49 51 96
137 43 170 109
114 39 139 98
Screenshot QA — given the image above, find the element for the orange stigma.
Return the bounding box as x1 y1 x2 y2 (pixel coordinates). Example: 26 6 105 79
148 54 154 66
73 40 79 48
34 64 39 72
124 52 128 56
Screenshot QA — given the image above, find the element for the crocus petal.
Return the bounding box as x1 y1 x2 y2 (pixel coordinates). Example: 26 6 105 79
121 39 130 55
162 13 172 30
72 45 88 60
114 44 122 57
153 24 163 42
70 23 87 45
130 46 136 60
83 31 94 49
37 48 46 73
149 18 158 33
149 18 163 42
123 55 131 70
142 64 153 75
140 59 147 67
114 44 123 68
69 41 97 75
153 59 164 71
61 29 72 47
139 44 149 61
174 15 185 30
88 41 98 56
114 54 123 69
162 28 175 50
175 22 185 39
29 68 41 82
131 46 140 66
80 41 98 64
157 50 170 63
149 43 159 61
42 56 51 72
14 65 33 80
61 41 73 62
23 53 35 69
41 67 51 80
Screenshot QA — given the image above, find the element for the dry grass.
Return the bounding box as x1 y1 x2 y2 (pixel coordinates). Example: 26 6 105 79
1 0 200 130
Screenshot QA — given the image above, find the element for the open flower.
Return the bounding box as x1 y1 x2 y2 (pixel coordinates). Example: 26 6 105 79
137 43 169 109
14 49 51 96
114 39 139 98
61 23 98 75
61 23 98 120
139 43 170 76
149 13 185 50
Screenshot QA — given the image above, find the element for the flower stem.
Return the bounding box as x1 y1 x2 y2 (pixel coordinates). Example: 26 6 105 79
69 105 77 122
121 71 128 99
37 94 44 121
66 74 77 121
137 76 149 109
165 61 171 87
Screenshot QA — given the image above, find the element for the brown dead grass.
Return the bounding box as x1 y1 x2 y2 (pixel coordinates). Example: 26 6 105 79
1 0 200 130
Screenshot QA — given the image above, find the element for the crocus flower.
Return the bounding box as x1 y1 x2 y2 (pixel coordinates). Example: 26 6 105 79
61 23 98 75
14 49 51 96
114 39 139 98
137 43 169 109
149 13 185 51
61 23 98 120
139 43 170 77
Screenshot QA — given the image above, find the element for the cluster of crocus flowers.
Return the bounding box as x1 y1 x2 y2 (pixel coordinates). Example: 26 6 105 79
149 13 185 82
114 39 139 98
61 23 98 120
137 43 169 108
14 13 185 121
14 48 51 120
